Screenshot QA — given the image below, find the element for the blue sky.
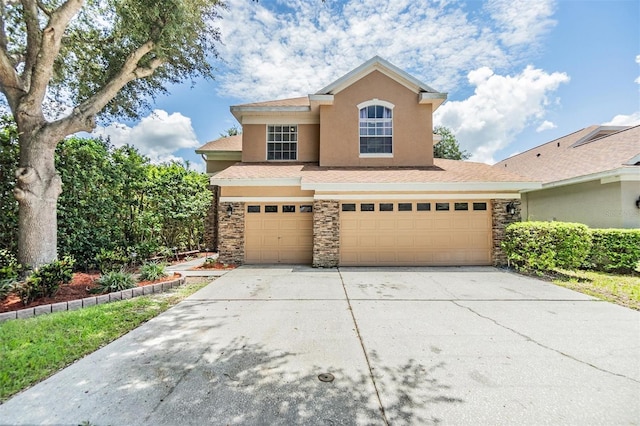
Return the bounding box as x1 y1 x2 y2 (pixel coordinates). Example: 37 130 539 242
93 0 640 170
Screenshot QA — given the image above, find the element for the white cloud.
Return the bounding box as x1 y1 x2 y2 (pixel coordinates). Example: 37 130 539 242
536 120 557 132
485 0 556 48
434 66 569 164
635 54 640 84
602 112 640 126
93 110 199 164
216 0 557 100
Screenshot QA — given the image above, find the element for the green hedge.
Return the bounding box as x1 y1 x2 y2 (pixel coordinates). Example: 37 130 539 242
586 229 640 274
502 222 592 272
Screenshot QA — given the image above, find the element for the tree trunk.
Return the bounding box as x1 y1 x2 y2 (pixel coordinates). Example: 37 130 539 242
14 134 61 269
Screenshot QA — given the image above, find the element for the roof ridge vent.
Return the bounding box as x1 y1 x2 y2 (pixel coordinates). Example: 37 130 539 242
570 125 630 148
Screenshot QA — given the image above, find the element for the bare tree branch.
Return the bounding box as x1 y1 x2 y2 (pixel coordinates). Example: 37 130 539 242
36 0 52 16
0 49 24 111
22 0 83 115
19 0 41 94
48 40 165 136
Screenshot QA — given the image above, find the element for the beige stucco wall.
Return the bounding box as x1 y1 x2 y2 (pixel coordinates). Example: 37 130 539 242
206 160 239 174
221 186 314 198
319 70 434 167
241 124 320 162
523 180 639 228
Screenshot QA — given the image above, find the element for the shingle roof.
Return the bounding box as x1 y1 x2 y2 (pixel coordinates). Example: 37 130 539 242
212 159 536 185
196 134 242 153
494 125 640 183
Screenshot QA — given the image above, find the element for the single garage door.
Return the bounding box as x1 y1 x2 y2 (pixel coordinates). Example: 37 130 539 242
340 200 491 266
245 203 313 264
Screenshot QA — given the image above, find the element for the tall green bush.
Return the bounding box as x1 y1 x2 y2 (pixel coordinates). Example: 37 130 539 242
502 221 592 272
587 229 640 274
2 119 211 268
0 117 19 255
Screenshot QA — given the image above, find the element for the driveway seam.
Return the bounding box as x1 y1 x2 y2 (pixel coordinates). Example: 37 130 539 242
337 268 389 425
452 301 640 384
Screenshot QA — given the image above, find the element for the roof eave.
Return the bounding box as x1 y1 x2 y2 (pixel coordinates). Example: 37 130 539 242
230 105 311 123
316 55 441 96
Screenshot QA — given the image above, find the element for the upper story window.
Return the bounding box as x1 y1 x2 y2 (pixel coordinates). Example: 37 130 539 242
267 125 297 161
358 100 393 156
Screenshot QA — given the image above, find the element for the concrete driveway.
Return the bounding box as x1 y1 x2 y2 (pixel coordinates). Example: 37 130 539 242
1 266 638 425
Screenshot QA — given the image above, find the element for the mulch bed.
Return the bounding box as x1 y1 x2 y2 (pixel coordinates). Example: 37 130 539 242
0 272 180 314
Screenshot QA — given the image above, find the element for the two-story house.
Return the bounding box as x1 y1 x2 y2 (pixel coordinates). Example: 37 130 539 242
198 57 539 267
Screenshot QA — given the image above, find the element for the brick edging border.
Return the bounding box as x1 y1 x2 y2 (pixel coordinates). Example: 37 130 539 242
0 273 186 323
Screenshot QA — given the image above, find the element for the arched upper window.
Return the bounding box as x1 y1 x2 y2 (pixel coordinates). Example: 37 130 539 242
358 100 393 155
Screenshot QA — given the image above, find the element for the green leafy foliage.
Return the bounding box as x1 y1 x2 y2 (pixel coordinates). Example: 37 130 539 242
94 249 131 274
0 279 15 299
502 221 592 273
0 117 19 255
139 262 168 282
91 271 136 294
586 229 640 274
12 256 74 304
0 249 21 281
433 126 471 160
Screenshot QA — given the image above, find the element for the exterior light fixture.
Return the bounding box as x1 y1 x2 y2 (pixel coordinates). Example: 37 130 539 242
226 204 233 217
506 201 516 216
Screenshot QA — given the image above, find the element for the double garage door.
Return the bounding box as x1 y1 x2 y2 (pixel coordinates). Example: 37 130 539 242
243 200 492 266
340 200 492 266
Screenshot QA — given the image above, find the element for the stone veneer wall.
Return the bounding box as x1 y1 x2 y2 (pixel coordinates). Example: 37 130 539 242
313 200 340 268
492 199 521 266
204 185 219 251
218 201 245 265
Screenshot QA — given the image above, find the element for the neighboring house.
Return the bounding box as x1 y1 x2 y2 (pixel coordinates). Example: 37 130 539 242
196 57 539 267
495 125 640 229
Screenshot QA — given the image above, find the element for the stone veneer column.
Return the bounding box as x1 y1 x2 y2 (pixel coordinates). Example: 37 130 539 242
492 199 521 266
204 185 219 251
218 201 245 265
312 200 340 268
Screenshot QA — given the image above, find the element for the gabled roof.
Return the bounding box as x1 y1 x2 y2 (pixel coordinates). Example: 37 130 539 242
230 57 448 122
316 56 442 96
494 125 640 184
196 134 242 153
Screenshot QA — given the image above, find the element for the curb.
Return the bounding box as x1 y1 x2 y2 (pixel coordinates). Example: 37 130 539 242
0 273 187 323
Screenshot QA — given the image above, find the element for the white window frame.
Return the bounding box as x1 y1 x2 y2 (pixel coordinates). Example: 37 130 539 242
358 99 394 158
266 124 298 161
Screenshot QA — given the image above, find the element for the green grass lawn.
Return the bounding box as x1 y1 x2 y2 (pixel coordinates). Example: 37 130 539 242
552 269 640 310
0 279 209 402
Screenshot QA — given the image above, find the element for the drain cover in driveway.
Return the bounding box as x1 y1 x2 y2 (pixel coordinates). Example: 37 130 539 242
318 373 335 382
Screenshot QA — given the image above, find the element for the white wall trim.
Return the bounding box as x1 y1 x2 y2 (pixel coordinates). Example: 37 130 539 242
302 181 539 192
220 197 315 203
525 167 640 192
241 115 320 125
313 193 521 201
211 178 302 187
357 99 395 110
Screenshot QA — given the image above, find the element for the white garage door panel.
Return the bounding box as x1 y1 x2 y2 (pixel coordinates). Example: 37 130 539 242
340 201 492 266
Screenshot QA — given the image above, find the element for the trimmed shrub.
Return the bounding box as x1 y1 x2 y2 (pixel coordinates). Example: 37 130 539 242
14 276 41 305
587 229 640 274
35 256 75 297
139 262 167 282
502 221 592 272
0 278 15 299
91 271 135 294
